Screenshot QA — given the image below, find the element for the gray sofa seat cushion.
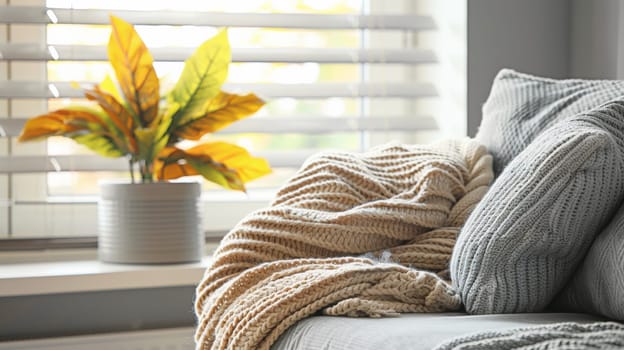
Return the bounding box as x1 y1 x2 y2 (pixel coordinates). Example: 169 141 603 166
450 101 624 314
476 69 624 176
553 203 624 320
272 313 603 350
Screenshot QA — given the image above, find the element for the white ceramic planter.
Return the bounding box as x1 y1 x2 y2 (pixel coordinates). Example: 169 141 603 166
98 182 203 264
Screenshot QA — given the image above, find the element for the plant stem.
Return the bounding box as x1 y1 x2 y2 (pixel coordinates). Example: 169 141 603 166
139 159 153 183
129 158 135 184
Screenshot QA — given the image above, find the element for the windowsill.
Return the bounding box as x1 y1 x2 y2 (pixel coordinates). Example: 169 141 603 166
0 250 212 298
18 188 277 205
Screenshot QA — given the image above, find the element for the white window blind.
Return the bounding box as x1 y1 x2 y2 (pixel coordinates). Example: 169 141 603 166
0 0 466 247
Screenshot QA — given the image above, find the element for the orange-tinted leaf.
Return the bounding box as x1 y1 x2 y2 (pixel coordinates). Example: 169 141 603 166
154 146 245 191
153 147 199 178
85 87 138 154
185 142 271 183
108 15 159 127
174 91 265 140
18 109 106 142
18 108 125 158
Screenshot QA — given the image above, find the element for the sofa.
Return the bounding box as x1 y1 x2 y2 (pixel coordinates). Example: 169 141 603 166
196 69 624 349
273 313 605 349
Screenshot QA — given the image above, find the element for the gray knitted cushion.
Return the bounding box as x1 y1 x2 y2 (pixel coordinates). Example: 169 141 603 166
476 69 624 176
451 101 624 314
553 203 624 320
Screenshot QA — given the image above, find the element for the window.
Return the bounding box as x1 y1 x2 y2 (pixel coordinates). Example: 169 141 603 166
0 0 466 248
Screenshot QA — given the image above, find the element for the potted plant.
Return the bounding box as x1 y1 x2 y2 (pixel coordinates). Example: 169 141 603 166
18 16 271 264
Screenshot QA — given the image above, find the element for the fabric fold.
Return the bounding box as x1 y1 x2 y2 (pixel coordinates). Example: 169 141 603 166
195 139 493 350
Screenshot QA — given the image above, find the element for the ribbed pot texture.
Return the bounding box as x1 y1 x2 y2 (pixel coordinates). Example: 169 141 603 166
98 182 203 264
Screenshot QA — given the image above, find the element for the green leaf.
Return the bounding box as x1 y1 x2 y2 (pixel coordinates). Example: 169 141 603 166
133 107 176 165
108 15 160 127
158 102 179 146
85 87 137 154
135 127 158 162
168 29 230 127
72 133 125 158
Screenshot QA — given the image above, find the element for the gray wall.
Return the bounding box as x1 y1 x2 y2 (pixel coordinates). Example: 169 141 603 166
466 0 571 136
570 0 624 79
467 0 624 137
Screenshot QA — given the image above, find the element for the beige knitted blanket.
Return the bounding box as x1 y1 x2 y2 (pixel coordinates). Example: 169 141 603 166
194 139 493 350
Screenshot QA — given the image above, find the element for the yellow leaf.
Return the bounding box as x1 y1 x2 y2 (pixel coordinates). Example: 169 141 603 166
168 29 230 126
108 15 159 127
187 142 271 183
175 91 265 140
154 142 271 191
99 75 123 103
85 87 138 154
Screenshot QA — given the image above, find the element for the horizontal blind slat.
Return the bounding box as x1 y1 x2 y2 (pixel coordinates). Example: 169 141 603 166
0 116 438 137
0 81 438 99
0 6 436 30
186 116 438 133
0 155 128 173
0 44 438 64
0 151 323 172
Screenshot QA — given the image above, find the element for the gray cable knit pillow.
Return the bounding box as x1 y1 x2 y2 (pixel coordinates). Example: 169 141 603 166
451 101 624 314
553 203 624 320
476 69 624 176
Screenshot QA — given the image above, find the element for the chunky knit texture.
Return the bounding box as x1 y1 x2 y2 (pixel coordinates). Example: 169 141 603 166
554 202 624 320
476 68 624 176
194 139 493 350
451 101 624 314
432 322 624 350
